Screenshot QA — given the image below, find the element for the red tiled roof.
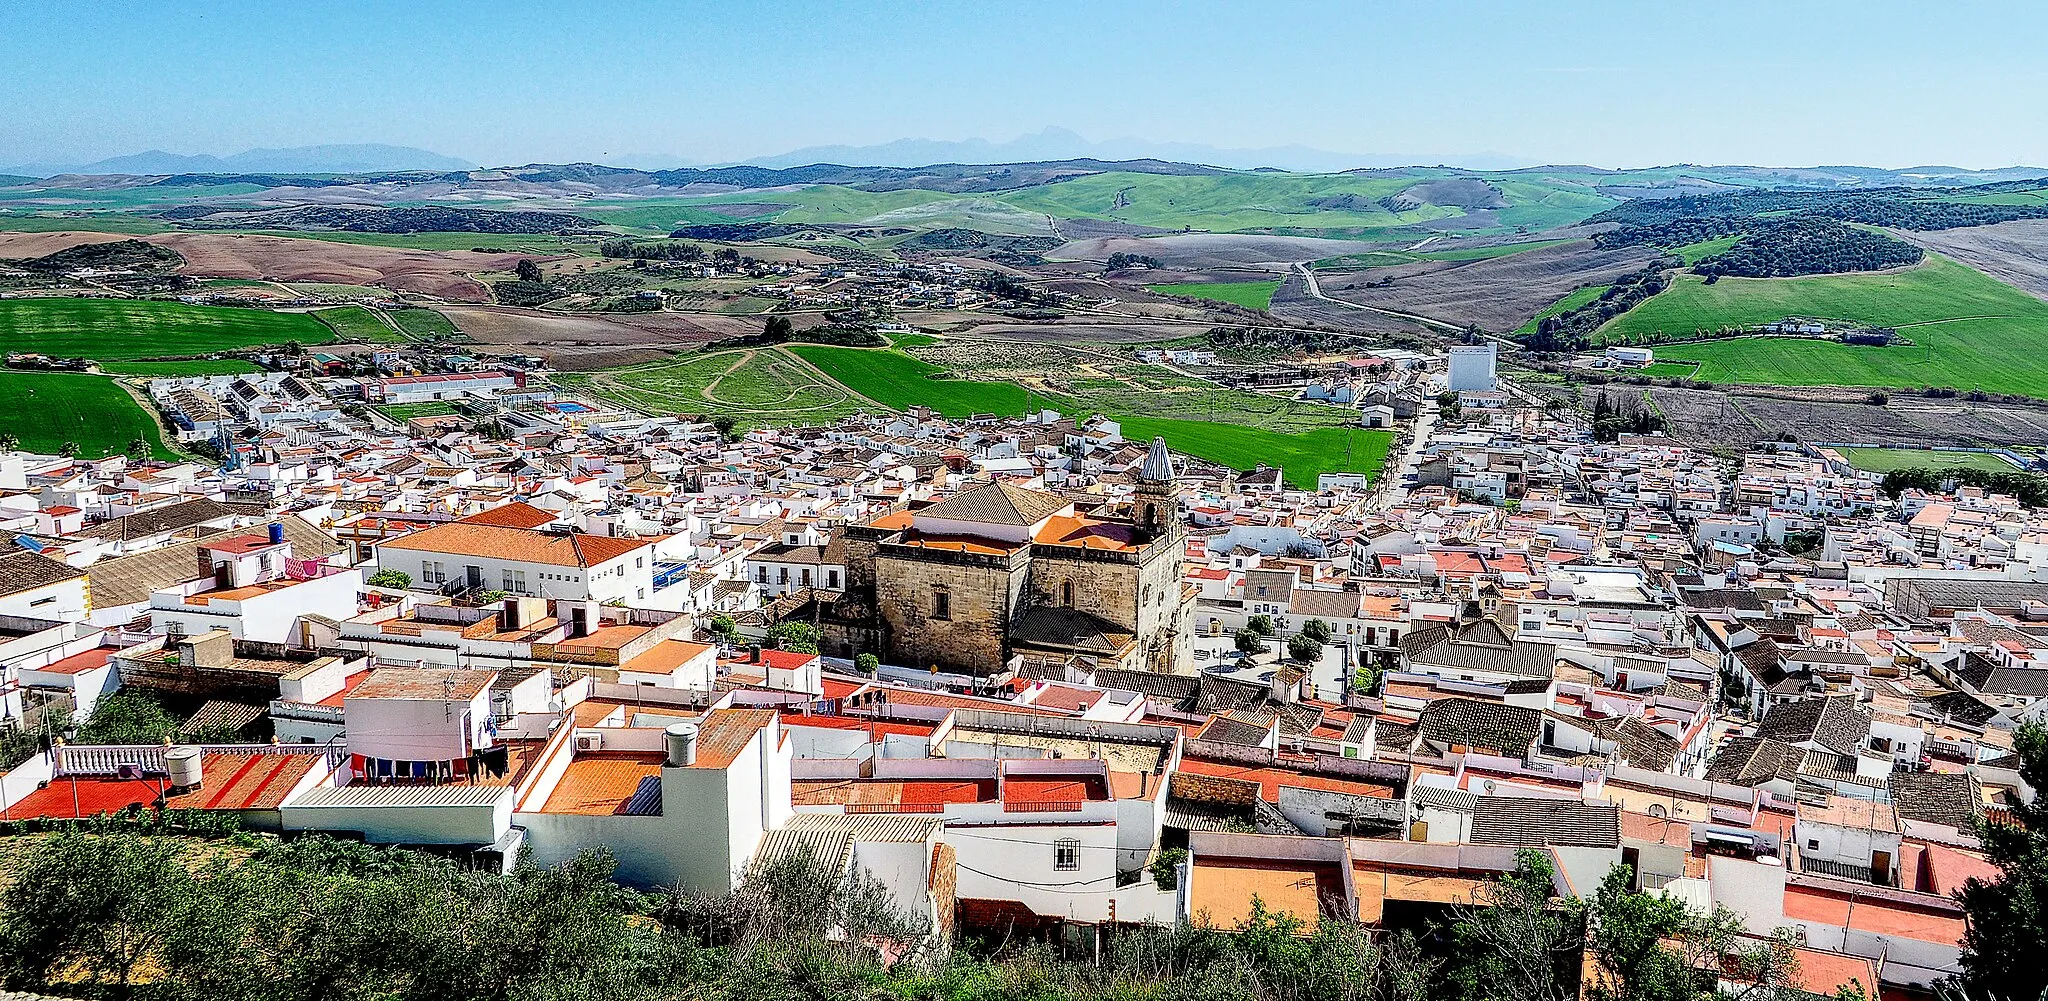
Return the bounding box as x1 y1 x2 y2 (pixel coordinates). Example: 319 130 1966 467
459 501 557 530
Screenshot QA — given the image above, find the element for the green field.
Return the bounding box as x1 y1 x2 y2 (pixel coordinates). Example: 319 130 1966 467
0 371 174 459
1145 280 1282 310
377 402 462 422
0 298 334 361
784 345 1388 485
1675 235 1741 264
1606 256 2048 395
789 344 1036 416
99 359 264 377
387 307 461 340
312 306 403 342
1515 285 1610 336
1114 415 1391 490
1638 361 1701 379
1835 447 2018 474
558 349 869 426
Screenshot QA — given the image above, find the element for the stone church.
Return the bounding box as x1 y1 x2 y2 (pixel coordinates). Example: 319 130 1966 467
819 437 1194 676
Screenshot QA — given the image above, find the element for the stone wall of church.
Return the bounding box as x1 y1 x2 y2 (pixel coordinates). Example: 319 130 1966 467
876 549 1028 674
1026 549 1141 630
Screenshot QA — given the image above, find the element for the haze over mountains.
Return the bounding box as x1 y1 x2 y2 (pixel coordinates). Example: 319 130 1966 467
3 132 2044 188
719 126 1537 173
0 144 474 178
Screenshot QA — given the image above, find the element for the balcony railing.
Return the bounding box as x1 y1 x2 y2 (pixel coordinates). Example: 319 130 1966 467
1003 799 1083 813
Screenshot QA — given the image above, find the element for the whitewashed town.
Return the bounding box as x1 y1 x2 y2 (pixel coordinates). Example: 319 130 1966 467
0 329 2034 998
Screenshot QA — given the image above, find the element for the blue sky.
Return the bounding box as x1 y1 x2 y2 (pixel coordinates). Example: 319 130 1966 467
5 0 2046 169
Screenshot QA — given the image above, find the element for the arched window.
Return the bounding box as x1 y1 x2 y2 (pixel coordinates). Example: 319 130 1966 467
1061 580 1074 606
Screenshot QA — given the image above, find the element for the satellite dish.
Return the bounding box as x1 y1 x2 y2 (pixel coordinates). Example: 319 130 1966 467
1482 779 1497 794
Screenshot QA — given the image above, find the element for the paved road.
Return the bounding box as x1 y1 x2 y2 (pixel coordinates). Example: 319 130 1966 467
1371 405 1437 513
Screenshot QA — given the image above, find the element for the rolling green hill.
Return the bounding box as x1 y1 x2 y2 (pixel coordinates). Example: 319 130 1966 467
1611 255 2048 395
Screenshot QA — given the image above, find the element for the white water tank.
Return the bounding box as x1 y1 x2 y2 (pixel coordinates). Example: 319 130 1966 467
165 745 203 791
665 721 698 767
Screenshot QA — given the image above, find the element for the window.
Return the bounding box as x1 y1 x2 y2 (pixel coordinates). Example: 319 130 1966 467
933 588 951 620
1054 838 1080 870
801 568 812 587
29 595 55 607
777 568 789 585
828 569 840 589
1061 581 1074 606
757 567 767 583
636 556 644 568
1806 839 1820 852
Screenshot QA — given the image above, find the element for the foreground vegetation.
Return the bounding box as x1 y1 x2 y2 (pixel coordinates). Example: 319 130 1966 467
0 298 334 361
0 829 1834 1001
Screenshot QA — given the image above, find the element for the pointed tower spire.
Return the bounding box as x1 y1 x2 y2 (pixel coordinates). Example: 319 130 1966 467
1140 436 1174 482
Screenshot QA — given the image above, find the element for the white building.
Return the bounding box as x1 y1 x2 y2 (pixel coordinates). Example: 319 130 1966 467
374 523 666 605
1447 343 1498 393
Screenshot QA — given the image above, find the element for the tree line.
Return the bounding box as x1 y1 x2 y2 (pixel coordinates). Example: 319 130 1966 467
600 239 708 262
1879 464 2048 507
1521 259 1677 352
1596 216 1923 279
1588 182 2048 232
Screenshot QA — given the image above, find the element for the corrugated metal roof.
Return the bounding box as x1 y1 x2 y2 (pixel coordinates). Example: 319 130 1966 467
783 811 943 842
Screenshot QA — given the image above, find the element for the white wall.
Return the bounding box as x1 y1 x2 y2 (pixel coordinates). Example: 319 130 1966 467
945 821 1120 922
0 578 87 622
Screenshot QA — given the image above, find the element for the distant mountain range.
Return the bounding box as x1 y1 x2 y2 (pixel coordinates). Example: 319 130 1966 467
723 126 1538 173
1 144 474 177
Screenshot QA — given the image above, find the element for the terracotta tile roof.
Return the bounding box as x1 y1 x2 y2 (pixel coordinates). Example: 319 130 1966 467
690 708 777 769
459 501 558 529
349 667 495 701
376 522 654 568
540 752 665 815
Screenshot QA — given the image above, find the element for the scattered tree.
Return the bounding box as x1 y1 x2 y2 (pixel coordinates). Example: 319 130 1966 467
1955 721 2048 1001
366 568 411 590
514 259 544 283
766 621 819 654
1287 632 1325 663
853 652 880 676
1235 628 1268 655
1245 614 1276 637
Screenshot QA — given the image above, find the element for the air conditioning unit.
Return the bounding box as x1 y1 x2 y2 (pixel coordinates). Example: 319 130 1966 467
575 732 603 752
